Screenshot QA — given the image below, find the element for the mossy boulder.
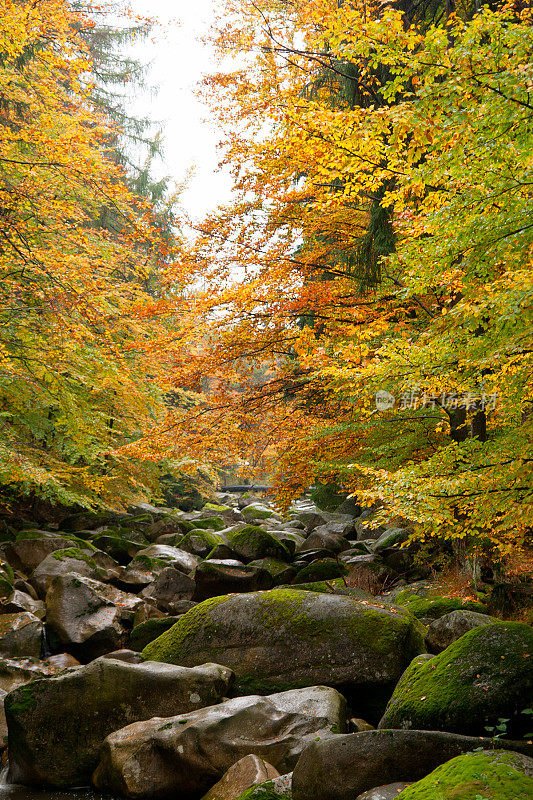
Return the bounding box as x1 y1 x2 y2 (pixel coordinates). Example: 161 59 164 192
248 559 296 586
31 548 106 597
203 503 233 513
90 534 146 563
191 517 227 532
378 622 533 736
241 505 280 522
130 617 182 651
370 527 411 553
292 559 348 584
226 527 291 562
394 591 487 620
5 535 80 575
142 589 425 695
283 579 374 600
180 529 230 558
394 750 533 800
5 656 233 787
133 544 199 574
292 730 533 800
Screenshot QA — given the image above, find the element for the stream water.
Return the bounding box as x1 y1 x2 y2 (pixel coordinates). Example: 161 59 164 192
0 770 111 800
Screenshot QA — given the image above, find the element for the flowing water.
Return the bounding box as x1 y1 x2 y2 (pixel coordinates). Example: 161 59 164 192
0 770 111 800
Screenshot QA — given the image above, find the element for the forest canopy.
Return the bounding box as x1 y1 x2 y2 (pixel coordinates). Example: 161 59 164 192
1 0 532 561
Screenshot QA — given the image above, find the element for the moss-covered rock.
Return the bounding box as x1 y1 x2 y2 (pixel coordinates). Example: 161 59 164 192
142 589 425 695
394 591 487 620
31 548 106 596
395 750 533 800
283 579 374 600
370 527 411 553
292 559 348 584
378 622 533 736
291 729 533 800
248 559 296 586
241 505 277 522
227 527 290 562
191 517 227 531
203 503 233 513
179 529 229 557
91 534 146 563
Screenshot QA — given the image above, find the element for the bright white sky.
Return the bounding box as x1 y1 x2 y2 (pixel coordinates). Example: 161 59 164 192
126 0 233 224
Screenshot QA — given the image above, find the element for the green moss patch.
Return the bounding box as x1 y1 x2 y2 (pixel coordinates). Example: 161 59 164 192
49 548 99 568
235 779 291 800
395 592 487 619
396 751 533 800
203 503 232 513
179 529 225 556
241 506 275 520
190 517 226 531
4 682 38 715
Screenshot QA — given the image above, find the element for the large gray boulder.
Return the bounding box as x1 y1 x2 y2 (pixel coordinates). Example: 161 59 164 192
378 622 533 736
193 561 272 600
134 545 199 574
4 535 74 573
425 609 496 653
291 729 533 800
93 686 347 798
140 566 196 611
31 549 105 596
0 613 43 658
5 657 234 787
142 589 425 695
45 574 143 660
0 590 45 619
296 529 350 555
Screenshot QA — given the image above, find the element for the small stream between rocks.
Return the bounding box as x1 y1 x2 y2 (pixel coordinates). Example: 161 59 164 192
0 770 110 800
